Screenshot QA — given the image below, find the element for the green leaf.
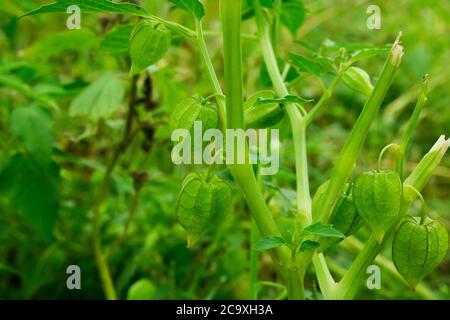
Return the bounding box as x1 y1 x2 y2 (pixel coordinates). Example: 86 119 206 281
280 0 305 35
0 74 57 109
342 66 374 97
244 90 275 110
69 73 126 120
23 0 148 17
289 53 321 76
299 240 320 252
254 236 286 251
127 279 156 300
10 106 53 165
0 153 60 242
350 47 391 63
101 25 133 56
302 222 345 238
168 0 205 19
254 94 314 107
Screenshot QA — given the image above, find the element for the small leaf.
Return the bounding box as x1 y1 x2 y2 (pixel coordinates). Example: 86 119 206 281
244 90 275 110
280 0 305 35
23 0 148 17
302 222 345 238
254 236 286 252
69 73 126 121
343 66 374 96
169 0 205 19
254 95 314 107
299 240 320 252
289 53 321 76
350 47 391 63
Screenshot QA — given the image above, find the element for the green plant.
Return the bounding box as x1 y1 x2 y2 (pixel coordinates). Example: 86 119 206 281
8 0 448 300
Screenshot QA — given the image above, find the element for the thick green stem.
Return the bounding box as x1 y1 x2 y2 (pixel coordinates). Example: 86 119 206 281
312 253 336 299
250 221 259 300
253 0 311 225
287 263 304 299
252 0 309 299
220 0 244 130
219 0 291 278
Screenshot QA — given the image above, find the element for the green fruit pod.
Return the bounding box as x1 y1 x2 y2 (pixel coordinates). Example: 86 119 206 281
312 181 364 251
177 172 231 247
353 170 402 243
245 103 284 129
342 66 374 97
129 20 171 75
392 216 448 289
169 97 218 134
244 91 284 129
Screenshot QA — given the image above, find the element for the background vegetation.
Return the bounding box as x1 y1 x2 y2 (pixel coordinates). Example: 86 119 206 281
0 0 448 299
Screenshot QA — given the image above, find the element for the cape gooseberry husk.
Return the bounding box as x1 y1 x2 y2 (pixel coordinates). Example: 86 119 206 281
243 90 284 129
129 20 171 75
312 181 364 251
353 170 402 243
392 216 448 289
177 172 231 247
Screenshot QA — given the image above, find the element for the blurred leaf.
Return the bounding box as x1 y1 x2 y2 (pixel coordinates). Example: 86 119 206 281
100 25 133 56
69 73 126 120
0 74 58 109
25 30 98 60
289 53 321 76
280 0 305 35
299 240 320 252
254 236 286 251
302 222 345 238
0 153 60 242
23 0 148 17
10 106 53 165
350 47 391 63
168 0 205 19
